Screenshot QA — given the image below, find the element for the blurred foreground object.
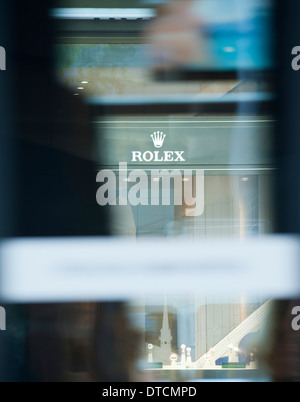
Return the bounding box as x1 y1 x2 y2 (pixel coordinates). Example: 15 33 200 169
146 0 202 70
145 0 273 77
0 0 141 382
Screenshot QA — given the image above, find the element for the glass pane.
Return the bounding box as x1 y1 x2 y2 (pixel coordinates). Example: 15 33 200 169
0 0 280 383
52 1 276 379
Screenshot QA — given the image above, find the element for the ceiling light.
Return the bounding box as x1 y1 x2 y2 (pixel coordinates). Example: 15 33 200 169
223 46 236 53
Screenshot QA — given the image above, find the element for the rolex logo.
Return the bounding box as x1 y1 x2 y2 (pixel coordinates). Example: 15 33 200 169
97 128 204 217
132 131 185 162
151 131 166 148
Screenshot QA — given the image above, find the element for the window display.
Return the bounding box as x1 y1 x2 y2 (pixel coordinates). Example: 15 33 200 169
53 31 276 378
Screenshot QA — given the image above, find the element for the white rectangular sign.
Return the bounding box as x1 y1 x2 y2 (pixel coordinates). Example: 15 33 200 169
0 236 299 302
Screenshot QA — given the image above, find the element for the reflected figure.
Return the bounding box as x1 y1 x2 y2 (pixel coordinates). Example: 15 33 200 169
145 0 202 70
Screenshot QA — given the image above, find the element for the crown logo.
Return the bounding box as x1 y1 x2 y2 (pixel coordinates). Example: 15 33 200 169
151 131 166 148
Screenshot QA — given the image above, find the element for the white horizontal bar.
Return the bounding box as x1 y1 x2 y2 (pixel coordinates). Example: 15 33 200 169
0 236 299 302
50 8 156 20
98 120 275 124
88 92 275 106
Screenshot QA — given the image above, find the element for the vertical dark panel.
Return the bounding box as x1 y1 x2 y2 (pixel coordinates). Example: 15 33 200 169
0 1 14 238
264 0 300 382
0 0 18 382
274 0 300 234
0 0 133 383
10 0 110 237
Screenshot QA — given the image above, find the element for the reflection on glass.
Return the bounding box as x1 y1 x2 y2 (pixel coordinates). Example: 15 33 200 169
53 0 276 382
149 0 274 72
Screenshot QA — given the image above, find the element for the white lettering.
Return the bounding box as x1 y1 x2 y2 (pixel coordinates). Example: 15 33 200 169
145 387 197 397
0 306 6 331
131 151 143 162
151 170 182 206
164 151 173 161
102 387 136 399
174 151 185 162
143 151 153 162
131 150 185 162
128 170 148 206
291 306 300 331
292 46 300 71
118 162 128 205
96 163 204 217
184 171 205 217
96 170 116 206
0 46 6 70
147 387 155 397
153 151 163 162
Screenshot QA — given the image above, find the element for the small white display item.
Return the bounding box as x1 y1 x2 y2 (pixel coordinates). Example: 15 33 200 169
228 344 234 363
203 347 216 368
186 347 192 368
180 344 187 367
233 347 239 363
147 343 153 363
170 353 178 367
159 297 173 364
